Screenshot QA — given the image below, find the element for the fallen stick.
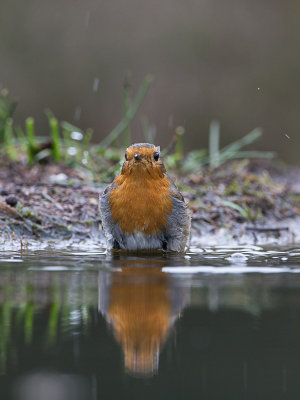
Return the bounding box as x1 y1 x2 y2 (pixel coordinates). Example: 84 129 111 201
246 226 289 232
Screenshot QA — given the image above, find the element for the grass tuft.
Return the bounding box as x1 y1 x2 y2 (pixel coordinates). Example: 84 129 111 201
25 117 36 165
97 74 154 149
0 89 18 144
0 79 276 177
48 117 61 163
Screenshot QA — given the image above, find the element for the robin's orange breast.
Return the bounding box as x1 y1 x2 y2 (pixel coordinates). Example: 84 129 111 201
108 173 173 235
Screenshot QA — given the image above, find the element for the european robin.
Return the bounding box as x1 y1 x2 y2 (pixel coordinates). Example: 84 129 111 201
100 143 191 251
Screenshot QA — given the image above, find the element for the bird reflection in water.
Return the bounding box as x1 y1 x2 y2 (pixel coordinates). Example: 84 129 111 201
98 256 190 377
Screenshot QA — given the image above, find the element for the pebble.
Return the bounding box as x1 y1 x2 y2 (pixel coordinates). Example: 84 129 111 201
227 252 248 263
5 194 18 207
0 189 8 196
49 173 68 184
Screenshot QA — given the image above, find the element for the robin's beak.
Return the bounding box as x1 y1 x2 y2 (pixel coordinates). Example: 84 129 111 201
134 153 142 161
131 152 152 169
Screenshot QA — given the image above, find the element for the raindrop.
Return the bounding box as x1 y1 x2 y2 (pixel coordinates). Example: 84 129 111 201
71 131 83 141
284 133 290 139
74 106 82 122
93 78 100 92
67 147 78 156
69 309 81 325
257 87 261 91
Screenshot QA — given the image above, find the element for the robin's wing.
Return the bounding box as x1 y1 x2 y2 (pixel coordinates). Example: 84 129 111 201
167 173 185 202
165 173 191 251
99 179 116 217
102 179 117 195
99 179 121 249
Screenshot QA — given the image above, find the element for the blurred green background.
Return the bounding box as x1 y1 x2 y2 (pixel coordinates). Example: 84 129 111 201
0 0 299 163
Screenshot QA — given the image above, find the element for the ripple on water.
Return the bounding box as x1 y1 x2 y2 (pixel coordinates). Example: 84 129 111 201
0 243 299 272
163 266 300 274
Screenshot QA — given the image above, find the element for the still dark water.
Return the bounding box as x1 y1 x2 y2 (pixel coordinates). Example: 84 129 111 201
0 245 300 400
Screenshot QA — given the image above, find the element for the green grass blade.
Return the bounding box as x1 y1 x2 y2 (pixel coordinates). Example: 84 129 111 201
4 118 14 145
123 72 132 147
219 128 262 162
209 120 220 168
228 151 276 159
24 302 34 344
44 108 55 120
98 74 154 149
60 121 82 133
175 126 185 158
221 200 249 219
0 89 18 144
25 117 36 164
47 301 59 345
141 117 154 143
49 117 61 162
4 119 17 160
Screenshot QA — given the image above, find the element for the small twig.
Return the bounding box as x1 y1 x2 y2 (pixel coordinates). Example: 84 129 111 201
246 226 289 232
42 192 64 211
42 192 55 203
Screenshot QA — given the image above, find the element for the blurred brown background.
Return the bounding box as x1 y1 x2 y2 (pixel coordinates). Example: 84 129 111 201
0 0 299 163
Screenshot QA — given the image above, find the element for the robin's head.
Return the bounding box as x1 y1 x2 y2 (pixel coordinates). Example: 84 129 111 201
121 143 166 179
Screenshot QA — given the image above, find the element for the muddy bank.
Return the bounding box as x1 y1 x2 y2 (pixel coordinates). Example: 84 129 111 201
0 159 299 249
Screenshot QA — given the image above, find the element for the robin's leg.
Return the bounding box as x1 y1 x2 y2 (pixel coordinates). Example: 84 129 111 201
113 240 121 249
162 240 168 251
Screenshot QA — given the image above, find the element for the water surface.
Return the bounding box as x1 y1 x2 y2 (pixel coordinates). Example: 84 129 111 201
0 245 300 400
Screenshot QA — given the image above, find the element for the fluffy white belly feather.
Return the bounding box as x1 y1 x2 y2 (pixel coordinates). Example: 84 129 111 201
115 232 162 250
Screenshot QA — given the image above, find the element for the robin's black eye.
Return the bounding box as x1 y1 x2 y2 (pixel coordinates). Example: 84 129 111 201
125 152 128 161
153 152 159 161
